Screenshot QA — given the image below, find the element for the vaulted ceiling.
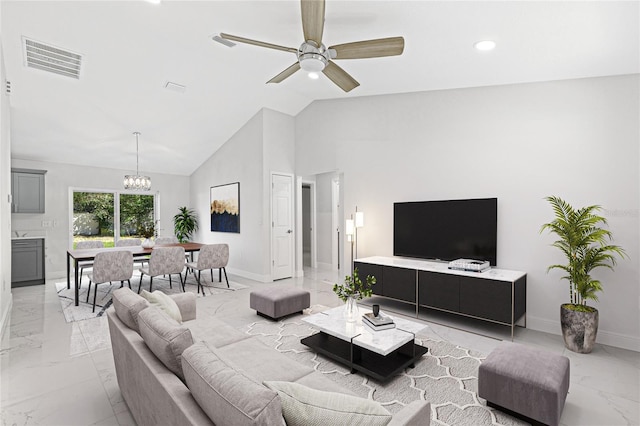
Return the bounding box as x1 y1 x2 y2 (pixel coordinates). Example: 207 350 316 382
3 1 638 176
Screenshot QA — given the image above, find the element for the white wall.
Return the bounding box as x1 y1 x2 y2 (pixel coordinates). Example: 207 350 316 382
189 108 295 282
0 27 13 337
295 75 640 351
190 110 265 280
10 158 190 278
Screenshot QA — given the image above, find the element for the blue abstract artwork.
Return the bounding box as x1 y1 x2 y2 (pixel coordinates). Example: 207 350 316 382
210 182 240 233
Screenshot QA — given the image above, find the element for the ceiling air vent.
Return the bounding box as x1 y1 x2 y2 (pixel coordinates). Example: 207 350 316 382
22 37 82 79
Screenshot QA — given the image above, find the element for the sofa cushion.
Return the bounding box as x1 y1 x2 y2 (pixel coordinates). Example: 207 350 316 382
264 381 392 426
181 341 285 426
138 307 193 381
112 287 150 333
141 289 182 323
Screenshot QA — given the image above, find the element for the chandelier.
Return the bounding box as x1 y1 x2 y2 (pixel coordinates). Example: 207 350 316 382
124 132 151 191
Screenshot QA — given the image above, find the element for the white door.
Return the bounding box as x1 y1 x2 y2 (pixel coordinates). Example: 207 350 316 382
272 173 293 280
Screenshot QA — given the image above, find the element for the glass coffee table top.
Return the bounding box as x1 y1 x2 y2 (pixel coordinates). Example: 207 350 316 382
302 305 427 356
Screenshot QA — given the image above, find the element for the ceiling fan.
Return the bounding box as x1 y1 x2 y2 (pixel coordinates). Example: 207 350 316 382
218 0 405 92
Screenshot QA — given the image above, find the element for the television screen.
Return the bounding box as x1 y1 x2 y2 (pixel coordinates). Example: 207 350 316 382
393 198 497 266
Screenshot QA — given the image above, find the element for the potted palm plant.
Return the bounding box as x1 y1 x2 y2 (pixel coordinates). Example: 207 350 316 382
333 268 376 322
173 207 199 243
540 196 626 353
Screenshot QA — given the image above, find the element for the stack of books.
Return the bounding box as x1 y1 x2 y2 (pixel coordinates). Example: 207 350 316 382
362 312 395 331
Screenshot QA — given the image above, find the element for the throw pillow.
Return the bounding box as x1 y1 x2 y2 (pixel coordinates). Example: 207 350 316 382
181 341 285 426
138 307 193 381
263 381 392 426
140 289 182 323
111 287 150 333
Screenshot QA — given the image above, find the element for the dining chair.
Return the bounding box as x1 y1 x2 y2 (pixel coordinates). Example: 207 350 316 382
86 250 133 313
76 240 104 286
116 238 147 267
138 246 186 293
154 236 179 244
115 238 142 247
186 244 229 295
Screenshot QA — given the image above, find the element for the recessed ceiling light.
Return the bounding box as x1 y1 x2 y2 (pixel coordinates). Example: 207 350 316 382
308 72 320 80
474 40 496 51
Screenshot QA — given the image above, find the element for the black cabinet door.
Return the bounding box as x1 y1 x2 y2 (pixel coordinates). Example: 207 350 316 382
354 262 383 295
419 271 459 311
382 266 416 302
459 276 511 323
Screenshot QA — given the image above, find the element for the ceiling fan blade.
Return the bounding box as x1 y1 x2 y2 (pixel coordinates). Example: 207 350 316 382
267 63 301 84
329 36 405 59
219 33 297 54
301 0 325 46
322 61 359 92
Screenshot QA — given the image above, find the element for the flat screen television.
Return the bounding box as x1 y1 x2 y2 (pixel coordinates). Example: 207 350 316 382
393 198 497 266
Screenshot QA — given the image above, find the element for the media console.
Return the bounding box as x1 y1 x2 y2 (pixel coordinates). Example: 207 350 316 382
354 256 527 340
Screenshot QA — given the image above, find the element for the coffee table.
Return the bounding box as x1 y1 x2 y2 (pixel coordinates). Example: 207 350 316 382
301 306 428 382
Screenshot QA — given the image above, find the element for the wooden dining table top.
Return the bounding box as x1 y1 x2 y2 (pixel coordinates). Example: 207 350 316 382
67 242 206 261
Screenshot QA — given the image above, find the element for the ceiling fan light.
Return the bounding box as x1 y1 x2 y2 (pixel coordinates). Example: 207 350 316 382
299 54 327 72
308 72 320 80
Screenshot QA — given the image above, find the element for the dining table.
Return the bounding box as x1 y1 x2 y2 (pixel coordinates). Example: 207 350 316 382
66 242 205 306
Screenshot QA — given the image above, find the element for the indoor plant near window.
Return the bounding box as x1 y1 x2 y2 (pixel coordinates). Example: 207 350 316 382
333 268 377 322
541 196 627 353
173 207 199 243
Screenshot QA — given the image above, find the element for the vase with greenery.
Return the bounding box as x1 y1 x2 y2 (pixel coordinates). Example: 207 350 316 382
540 196 626 353
139 220 156 248
333 268 377 322
173 207 199 243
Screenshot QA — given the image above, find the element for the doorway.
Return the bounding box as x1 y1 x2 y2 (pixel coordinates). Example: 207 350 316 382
301 182 316 268
271 173 294 280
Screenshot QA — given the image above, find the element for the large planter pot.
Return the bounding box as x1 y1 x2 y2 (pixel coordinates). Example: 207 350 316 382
560 303 599 354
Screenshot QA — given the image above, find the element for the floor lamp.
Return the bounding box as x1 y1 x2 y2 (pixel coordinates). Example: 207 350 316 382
354 207 364 260
346 217 354 275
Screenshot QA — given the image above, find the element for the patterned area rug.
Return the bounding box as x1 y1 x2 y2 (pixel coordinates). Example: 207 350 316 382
55 271 248 322
243 318 527 426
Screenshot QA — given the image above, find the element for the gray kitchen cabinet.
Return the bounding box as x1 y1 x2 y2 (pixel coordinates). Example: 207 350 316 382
11 239 45 286
11 168 46 213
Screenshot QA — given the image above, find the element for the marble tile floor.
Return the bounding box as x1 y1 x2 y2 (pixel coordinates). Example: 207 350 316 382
1 267 638 426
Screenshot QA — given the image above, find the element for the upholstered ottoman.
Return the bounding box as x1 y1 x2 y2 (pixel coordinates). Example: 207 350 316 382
250 287 310 320
478 343 570 426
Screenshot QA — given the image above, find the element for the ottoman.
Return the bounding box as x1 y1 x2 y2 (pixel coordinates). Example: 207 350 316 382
250 287 310 320
478 343 570 426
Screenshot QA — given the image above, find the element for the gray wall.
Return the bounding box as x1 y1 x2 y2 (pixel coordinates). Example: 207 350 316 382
189 108 295 282
10 158 190 278
295 75 640 351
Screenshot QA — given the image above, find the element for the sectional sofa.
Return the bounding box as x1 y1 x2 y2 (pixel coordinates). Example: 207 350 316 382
106 287 431 425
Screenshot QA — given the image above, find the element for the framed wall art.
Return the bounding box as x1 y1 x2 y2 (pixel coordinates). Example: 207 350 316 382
210 182 240 233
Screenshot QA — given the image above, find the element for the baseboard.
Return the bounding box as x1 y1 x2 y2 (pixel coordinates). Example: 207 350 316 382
316 262 332 270
0 293 13 341
225 267 272 283
527 314 640 352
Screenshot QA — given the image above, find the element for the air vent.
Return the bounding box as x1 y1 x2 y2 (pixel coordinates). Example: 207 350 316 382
22 37 82 79
164 81 186 93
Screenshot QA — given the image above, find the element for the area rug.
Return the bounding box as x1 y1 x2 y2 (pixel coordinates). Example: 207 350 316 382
243 318 527 426
56 271 248 323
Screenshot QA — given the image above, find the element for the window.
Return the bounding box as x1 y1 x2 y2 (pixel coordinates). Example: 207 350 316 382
71 190 156 248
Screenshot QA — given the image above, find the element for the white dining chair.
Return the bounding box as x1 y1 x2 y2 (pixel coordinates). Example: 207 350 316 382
86 250 133 313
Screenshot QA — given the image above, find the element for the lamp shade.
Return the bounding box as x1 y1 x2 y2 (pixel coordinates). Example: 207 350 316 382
355 211 364 228
345 219 354 236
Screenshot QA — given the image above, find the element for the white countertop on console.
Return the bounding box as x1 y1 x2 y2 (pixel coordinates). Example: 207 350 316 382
355 256 526 282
